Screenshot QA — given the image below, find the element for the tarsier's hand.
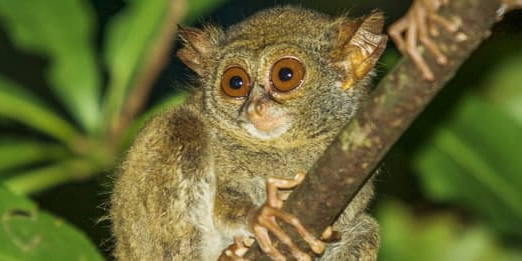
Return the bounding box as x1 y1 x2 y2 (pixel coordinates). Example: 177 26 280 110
388 0 466 81
251 173 325 261
220 173 326 261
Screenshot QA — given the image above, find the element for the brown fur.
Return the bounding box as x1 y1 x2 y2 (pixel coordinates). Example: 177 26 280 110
111 6 386 260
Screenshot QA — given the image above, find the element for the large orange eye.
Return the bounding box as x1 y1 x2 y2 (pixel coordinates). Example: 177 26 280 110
270 57 305 92
221 66 251 98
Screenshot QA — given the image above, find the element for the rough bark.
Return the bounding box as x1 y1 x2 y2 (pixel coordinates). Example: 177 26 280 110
245 0 503 259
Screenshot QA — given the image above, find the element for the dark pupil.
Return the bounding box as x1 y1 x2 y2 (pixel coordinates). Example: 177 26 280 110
229 76 244 89
279 67 293 81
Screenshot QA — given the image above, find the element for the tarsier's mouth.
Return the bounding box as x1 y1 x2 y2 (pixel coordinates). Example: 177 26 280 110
241 111 291 140
241 121 291 140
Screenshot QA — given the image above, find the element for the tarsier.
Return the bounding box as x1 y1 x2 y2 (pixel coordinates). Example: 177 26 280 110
111 6 386 260
110 0 504 259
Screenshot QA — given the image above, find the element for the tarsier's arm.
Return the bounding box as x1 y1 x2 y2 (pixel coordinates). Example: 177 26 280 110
111 106 212 260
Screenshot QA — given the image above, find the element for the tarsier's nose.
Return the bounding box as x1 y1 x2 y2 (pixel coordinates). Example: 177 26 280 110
250 97 268 117
246 85 270 116
244 94 286 133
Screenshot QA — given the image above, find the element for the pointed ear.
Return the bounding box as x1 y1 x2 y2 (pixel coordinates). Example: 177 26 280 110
330 11 388 90
177 25 222 75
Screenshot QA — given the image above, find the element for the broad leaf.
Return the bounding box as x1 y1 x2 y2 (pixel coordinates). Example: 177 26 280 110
0 139 68 173
378 201 522 261
0 77 81 146
0 185 103 260
482 52 522 125
413 96 522 238
0 0 101 132
2 159 97 195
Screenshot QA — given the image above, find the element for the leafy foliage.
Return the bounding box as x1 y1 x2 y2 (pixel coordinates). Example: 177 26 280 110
414 96 522 238
0 138 67 174
0 0 101 132
378 201 522 261
0 185 103 260
0 0 226 258
0 77 81 145
483 51 522 124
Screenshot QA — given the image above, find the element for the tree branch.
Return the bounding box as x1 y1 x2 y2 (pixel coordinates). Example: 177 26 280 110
245 0 503 259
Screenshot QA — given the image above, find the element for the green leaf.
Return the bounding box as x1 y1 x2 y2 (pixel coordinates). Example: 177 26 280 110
0 185 103 260
2 159 98 195
413 96 522 238
103 0 184 130
482 52 522 125
0 77 82 146
0 0 101 132
378 201 522 261
0 139 68 173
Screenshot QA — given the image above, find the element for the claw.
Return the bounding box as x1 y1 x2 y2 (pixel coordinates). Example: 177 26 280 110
219 236 252 261
320 226 342 243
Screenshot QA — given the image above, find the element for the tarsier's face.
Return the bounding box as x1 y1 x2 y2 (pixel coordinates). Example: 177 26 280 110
218 54 305 140
178 7 387 148
205 42 357 145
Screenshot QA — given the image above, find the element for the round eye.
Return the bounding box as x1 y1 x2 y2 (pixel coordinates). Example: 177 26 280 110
271 57 305 92
221 66 251 97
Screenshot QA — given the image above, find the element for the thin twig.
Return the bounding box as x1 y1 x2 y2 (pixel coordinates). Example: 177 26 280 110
111 0 187 141
245 0 502 259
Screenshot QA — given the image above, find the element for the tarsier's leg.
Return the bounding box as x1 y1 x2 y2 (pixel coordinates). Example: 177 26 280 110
253 173 325 261
388 0 464 81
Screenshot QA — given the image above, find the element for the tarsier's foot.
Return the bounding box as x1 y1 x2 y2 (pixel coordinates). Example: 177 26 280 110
252 173 325 261
219 236 255 261
388 0 465 81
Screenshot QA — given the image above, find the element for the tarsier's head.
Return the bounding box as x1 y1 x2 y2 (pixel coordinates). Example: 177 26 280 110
178 6 387 148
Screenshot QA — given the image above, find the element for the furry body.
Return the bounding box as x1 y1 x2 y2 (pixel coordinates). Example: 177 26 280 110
111 6 385 260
